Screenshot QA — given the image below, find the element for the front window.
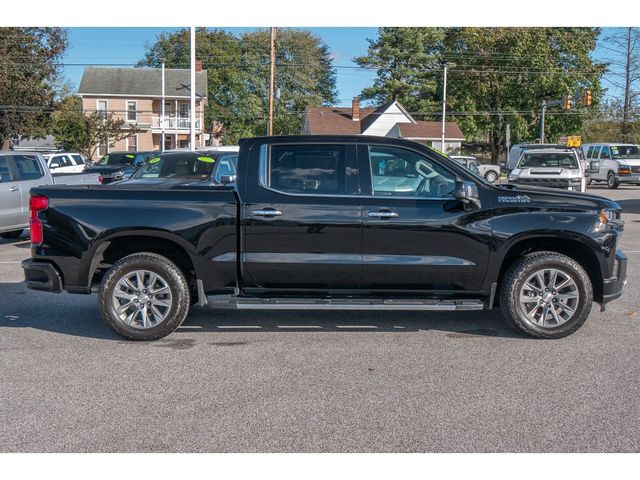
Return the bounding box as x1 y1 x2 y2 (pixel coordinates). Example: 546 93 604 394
368 146 456 198
13 155 43 180
134 153 220 180
96 153 134 166
265 144 346 195
610 145 640 159
127 101 137 122
518 152 578 169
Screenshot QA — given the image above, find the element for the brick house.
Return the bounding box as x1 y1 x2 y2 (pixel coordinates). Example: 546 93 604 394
302 99 465 153
78 67 208 160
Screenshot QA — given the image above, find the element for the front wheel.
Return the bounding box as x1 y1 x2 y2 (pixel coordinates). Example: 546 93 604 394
485 171 498 183
500 252 593 339
607 172 619 189
98 253 191 340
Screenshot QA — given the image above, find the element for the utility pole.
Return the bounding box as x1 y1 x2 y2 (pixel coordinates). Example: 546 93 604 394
190 26 196 151
505 123 511 162
623 27 633 137
440 62 455 153
161 60 165 152
540 100 546 143
268 27 276 136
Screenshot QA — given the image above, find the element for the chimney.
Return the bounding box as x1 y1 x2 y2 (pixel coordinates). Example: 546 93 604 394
351 97 360 122
195 60 203 72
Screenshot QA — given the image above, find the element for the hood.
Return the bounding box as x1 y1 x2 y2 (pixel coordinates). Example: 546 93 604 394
612 158 640 166
495 183 620 211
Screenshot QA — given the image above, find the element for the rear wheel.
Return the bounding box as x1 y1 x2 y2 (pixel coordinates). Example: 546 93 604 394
500 252 593 339
485 171 498 183
98 253 191 340
607 172 619 189
0 229 23 239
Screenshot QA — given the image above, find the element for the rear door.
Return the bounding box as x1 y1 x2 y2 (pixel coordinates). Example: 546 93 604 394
241 140 362 291
0 156 23 230
358 143 492 292
12 155 48 221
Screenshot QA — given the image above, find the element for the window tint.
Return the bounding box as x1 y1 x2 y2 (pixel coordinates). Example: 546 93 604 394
135 153 218 179
13 155 43 180
592 146 601 160
0 157 14 182
600 146 611 159
214 154 238 182
71 154 85 165
368 146 456 198
519 153 578 168
586 146 594 159
267 144 346 195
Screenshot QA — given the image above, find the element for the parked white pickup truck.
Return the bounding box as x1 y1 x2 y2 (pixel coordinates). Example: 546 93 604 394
507 148 587 192
0 152 99 239
583 143 640 189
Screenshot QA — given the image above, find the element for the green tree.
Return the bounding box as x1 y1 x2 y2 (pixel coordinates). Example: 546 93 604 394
51 95 135 159
354 27 445 115
358 27 605 161
0 28 68 147
139 28 337 143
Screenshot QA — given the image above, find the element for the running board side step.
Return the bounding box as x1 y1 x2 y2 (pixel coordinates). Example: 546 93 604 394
205 296 484 311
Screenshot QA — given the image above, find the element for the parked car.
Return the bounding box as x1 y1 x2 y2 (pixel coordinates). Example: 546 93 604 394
582 143 640 189
22 135 626 341
508 143 587 173
508 148 587 192
124 148 239 185
86 151 157 184
0 151 99 239
42 152 86 174
450 155 501 183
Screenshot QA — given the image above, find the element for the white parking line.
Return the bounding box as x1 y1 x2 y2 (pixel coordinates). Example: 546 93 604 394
0 261 22 264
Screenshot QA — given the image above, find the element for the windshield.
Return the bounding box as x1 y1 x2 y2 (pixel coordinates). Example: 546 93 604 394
96 153 135 166
611 145 640 159
133 153 238 180
518 152 578 169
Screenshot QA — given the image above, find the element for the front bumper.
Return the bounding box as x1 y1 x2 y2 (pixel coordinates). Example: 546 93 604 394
22 259 63 293
616 173 640 184
601 249 627 306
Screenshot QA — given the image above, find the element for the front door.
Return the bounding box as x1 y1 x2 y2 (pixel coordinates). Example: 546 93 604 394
242 141 362 291
358 143 492 293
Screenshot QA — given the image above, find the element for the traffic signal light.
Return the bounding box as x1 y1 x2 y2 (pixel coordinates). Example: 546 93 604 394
581 89 592 107
562 94 573 110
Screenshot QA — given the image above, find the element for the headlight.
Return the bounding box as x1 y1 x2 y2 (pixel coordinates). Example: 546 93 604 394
508 176 517 181
114 170 124 178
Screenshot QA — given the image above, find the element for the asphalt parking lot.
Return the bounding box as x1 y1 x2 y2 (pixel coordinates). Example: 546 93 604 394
1 185 639 453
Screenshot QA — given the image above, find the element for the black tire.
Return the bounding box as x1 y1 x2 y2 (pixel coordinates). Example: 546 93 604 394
485 171 498 183
98 252 191 341
607 172 619 189
500 251 593 339
0 229 23 239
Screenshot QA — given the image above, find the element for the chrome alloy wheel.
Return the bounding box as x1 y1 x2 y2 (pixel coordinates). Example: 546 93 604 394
111 270 173 329
518 268 580 328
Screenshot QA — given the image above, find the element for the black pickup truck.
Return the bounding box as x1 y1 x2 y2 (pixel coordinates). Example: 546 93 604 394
22 135 627 340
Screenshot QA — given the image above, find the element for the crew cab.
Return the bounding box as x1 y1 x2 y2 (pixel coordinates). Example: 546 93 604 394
22 136 627 341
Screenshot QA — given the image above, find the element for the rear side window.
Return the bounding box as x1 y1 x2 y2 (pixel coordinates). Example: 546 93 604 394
13 155 43 180
266 144 346 195
0 157 14 182
71 154 85 165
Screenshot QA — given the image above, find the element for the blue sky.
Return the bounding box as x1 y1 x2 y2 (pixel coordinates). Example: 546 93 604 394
62 27 624 106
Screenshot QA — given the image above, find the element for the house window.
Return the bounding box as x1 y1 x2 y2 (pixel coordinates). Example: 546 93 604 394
127 101 137 122
164 135 173 151
178 103 189 118
98 140 108 157
97 100 108 120
126 134 138 152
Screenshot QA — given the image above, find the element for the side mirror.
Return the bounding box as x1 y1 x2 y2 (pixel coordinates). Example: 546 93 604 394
454 180 481 209
50 161 61 169
587 160 600 173
219 174 237 184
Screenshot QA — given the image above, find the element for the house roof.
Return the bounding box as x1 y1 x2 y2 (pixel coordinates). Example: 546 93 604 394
398 121 465 140
304 103 463 141
78 67 208 98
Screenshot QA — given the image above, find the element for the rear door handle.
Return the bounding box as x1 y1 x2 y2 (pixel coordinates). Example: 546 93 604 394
252 208 283 217
368 210 399 219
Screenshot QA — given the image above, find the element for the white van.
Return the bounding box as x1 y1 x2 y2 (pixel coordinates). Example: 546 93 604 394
583 143 640 189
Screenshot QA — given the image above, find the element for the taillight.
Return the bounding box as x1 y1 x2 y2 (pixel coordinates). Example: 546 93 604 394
98 174 103 184
29 194 48 246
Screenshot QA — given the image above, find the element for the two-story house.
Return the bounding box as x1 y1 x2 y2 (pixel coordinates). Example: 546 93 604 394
78 66 208 160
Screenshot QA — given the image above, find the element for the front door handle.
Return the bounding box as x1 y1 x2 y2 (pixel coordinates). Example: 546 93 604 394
368 210 399 219
252 208 283 217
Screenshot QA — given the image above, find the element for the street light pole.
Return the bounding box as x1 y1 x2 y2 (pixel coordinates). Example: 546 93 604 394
440 62 455 153
540 100 546 144
161 60 165 152
268 27 276 136
190 26 196 151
